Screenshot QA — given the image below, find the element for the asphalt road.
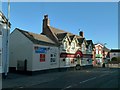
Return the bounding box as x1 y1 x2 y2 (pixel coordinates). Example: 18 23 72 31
25 68 120 89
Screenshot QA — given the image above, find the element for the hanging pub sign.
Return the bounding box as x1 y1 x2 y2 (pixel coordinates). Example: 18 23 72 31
34 46 47 53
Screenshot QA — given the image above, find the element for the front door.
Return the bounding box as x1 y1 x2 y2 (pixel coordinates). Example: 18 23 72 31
76 54 81 65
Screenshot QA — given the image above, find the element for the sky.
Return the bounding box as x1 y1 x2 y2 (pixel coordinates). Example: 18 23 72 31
2 2 118 49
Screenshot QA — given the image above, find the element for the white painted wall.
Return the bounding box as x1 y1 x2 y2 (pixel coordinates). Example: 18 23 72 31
32 45 59 71
110 52 120 61
9 29 33 71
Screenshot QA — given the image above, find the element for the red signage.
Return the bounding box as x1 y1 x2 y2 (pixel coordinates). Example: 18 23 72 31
40 54 45 62
60 53 75 58
60 51 93 58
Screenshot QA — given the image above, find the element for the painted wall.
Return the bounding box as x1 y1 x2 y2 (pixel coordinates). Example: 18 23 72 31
110 52 120 61
32 45 59 71
9 29 33 71
59 36 79 67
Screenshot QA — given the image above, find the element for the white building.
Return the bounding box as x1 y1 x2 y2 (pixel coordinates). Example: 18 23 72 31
0 11 11 76
9 28 59 74
110 49 120 61
9 15 94 74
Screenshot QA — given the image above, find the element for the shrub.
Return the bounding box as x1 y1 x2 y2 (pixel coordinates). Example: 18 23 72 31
111 57 117 61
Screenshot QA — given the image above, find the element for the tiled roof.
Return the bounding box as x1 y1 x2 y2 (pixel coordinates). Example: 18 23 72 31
16 28 56 46
102 46 110 52
110 49 120 52
86 40 94 48
49 26 84 44
69 35 75 41
77 38 85 44
49 26 68 34
56 33 67 41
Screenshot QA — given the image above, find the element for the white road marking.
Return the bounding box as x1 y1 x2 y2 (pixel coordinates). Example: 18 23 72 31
79 77 96 84
99 74 108 77
66 85 72 88
19 86 23 88
61 85 72 90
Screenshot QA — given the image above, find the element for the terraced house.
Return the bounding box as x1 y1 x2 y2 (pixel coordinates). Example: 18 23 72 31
9 15 94 74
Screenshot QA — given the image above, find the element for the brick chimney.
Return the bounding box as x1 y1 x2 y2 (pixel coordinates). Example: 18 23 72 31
43 15 50 29
79 31 84 37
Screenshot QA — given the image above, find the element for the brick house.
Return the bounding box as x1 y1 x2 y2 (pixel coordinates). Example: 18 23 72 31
93 43 110 67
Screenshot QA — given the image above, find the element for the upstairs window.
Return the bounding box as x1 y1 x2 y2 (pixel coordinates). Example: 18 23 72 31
88 45 92 52
63 41 67 50
71 42 75 50
82 43 85 52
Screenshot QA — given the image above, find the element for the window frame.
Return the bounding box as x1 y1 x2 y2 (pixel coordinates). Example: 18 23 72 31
50 53 57 63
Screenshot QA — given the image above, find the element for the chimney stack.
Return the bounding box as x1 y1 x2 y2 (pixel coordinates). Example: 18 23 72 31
43 14 50 29
79 31 84 37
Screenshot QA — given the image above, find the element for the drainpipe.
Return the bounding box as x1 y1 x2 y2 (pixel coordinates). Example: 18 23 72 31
58 45 60 72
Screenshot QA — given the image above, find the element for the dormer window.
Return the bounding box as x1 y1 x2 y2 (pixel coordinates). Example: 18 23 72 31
63 40 67 50
88 45 92 52
82 43 85 52
71 42 75 50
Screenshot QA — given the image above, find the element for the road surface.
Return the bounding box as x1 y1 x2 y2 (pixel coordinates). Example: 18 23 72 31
27 68 120 89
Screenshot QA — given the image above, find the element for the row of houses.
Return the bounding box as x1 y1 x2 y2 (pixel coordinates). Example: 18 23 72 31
1 12 114 76
9 15 94 74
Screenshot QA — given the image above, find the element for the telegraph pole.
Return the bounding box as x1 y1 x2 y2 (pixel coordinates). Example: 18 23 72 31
4 0 10 78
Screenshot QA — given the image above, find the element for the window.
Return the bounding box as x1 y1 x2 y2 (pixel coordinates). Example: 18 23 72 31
82 44 85 51
40 54 45 62
99 51 101 54
88 45 92 52
96 49 98 54
63 41 67 50
50 53 57 63
71 42 75 50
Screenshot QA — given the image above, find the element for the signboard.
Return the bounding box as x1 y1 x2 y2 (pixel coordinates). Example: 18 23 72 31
60 53 75 58
96 54 102 58
35 47 47 53
40 54 45 62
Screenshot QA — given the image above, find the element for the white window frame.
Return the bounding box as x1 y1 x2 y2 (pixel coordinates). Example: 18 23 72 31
50 53 57 63
82 43 85 52
71 42 75 50
63 40 67 50
96 49 98 54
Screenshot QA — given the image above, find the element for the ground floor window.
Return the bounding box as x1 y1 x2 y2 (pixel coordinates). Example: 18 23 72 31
71 59 75 64
40 54 45 62
50 53 57 63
